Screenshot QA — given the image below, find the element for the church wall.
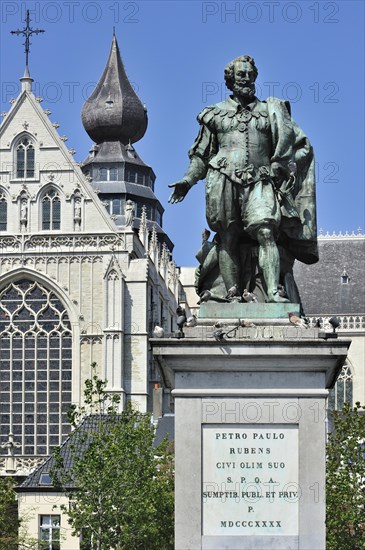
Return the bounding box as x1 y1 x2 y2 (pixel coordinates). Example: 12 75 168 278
1 34 180 549
0 229 178 477
124 260 149 410
347 334 365 404
0 246 177 415
0 85 180 477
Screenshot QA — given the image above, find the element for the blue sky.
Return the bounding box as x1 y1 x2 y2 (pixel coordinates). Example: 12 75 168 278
1 0 364 267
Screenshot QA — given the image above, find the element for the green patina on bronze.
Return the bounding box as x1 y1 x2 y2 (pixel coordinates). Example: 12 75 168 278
199 302 300 320
169 56 318 311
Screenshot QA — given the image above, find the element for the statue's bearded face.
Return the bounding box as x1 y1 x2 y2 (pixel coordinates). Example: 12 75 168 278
233 61 256 99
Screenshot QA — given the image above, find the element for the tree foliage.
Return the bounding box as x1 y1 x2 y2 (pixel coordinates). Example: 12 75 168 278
52 365 174 550
0 476 19 550
326 401 365 549
0 477 38 550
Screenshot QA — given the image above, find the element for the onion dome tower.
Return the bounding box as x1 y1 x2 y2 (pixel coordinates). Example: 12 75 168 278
81 33 171 248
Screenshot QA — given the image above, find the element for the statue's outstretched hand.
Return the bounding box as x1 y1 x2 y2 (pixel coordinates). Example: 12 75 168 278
168 180 190 204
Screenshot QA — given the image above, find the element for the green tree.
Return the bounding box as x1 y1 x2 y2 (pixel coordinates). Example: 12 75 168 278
0 476 19 550
52 365 174 550
0 477 38 550
326 401 365 549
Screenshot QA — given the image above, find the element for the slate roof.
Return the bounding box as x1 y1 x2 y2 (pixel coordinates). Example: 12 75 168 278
294 235 365 315
154 414 175 447
82 141 151 168
18 414 174 491
78 34 174 253
94 181 158 200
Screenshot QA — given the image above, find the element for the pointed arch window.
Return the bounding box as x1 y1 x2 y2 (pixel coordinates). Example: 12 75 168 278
0 194 7 231
16 137 35 178
0 279 72 457
42 190 61 230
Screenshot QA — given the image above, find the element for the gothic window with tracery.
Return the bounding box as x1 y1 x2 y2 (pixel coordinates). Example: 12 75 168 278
328 363 353 411
0 279 72 457
0 194 7 231
42 189 61 230
16 137 35 178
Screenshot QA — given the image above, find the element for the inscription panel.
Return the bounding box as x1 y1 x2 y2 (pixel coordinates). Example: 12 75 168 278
202 424 299 536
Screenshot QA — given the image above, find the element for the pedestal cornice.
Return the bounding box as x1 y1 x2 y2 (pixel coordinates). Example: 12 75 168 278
152 336 351 390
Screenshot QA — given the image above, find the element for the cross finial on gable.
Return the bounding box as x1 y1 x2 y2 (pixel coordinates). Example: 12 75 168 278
11 9 45 70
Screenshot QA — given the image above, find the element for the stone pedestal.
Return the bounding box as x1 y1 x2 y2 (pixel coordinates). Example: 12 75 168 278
152 324 350 550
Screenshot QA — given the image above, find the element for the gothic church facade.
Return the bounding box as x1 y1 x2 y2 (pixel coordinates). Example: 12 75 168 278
0 36 178 481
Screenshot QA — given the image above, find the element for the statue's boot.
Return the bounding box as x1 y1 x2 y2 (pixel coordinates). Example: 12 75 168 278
268 289 290 303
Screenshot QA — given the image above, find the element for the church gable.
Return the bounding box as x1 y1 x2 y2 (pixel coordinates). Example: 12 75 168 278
0 90 116 235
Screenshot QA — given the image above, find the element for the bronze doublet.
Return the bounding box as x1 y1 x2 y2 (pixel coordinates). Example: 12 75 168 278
202 100 273 186
186 93 318 270
189 98 279 234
